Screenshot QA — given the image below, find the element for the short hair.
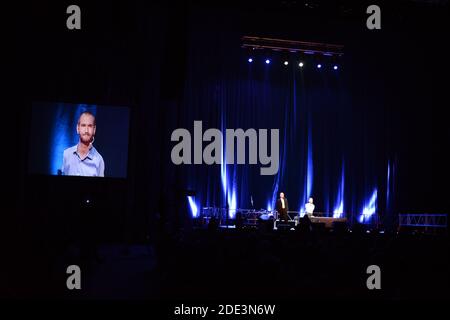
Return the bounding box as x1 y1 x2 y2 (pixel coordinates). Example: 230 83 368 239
78 111 96 125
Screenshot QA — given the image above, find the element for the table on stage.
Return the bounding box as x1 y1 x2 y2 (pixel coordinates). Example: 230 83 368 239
309 216 347 228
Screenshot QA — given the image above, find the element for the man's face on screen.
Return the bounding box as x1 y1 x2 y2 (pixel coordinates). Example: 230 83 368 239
77 113 96 144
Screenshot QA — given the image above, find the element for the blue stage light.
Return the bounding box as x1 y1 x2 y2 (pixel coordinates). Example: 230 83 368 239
317 64 322 69
248 58 253 63
333 65 338 70
188 196 198 218
265 59 270 64
359 189 378 223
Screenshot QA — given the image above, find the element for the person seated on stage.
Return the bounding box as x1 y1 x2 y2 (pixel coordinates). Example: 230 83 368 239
305 197 315 217
275 192 289 222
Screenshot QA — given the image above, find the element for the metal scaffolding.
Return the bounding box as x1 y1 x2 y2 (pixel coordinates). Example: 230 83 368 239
398 213 447 231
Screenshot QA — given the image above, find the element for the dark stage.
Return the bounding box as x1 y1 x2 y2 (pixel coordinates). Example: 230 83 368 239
8 0 450 308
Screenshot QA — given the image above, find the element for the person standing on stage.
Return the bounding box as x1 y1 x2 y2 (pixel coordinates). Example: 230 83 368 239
276 192 289 221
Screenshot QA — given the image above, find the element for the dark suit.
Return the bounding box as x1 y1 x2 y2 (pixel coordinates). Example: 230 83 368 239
275 197 289 221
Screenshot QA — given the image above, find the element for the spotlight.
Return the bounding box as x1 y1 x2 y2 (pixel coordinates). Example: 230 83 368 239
333 65 338 70
284 61 289 66
248 58 253 63
265 59 270 64
299 62 304 67
317 64 322 69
